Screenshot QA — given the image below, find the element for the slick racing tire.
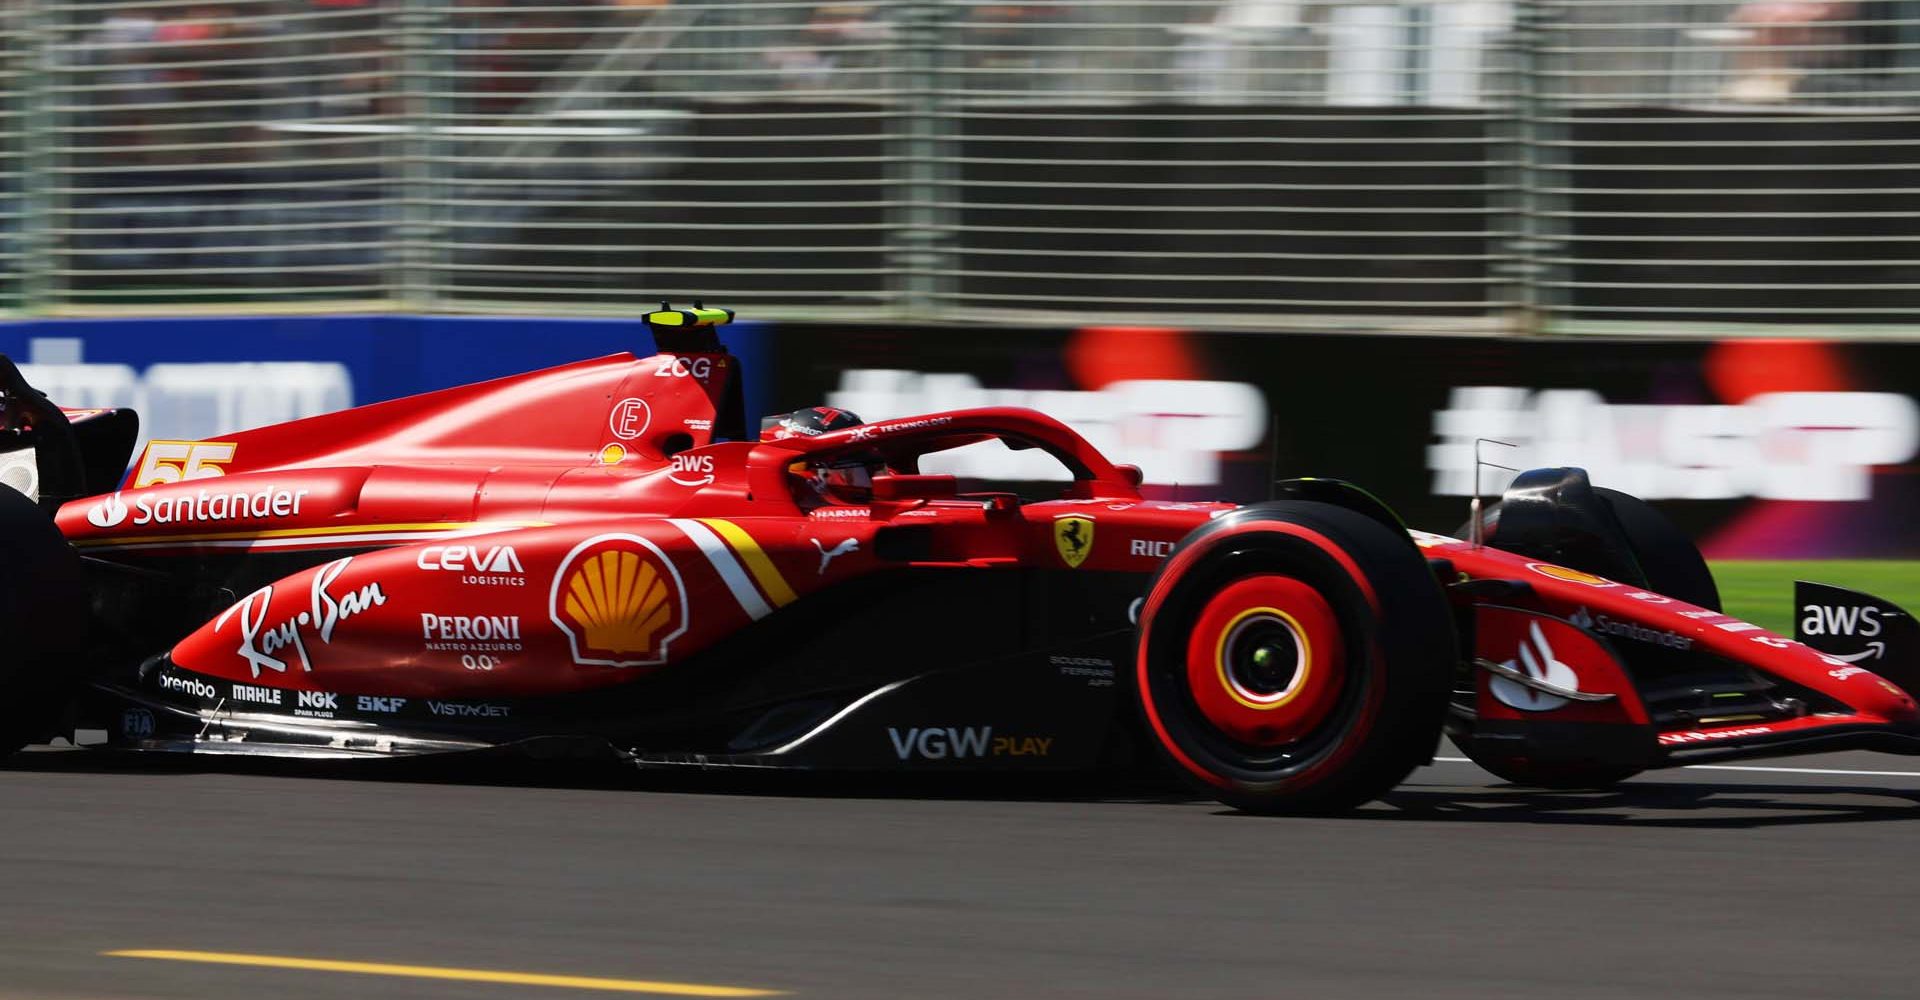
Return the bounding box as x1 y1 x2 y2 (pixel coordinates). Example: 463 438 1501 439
0 485 84 755
1134 501 1455 814
1594 487 1720 612
1466 487 1721 612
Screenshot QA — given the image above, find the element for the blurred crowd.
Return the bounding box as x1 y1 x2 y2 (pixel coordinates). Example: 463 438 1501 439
22 0 1920 170
64 2 394 168
1719 0 1911 102
0 0 1907 302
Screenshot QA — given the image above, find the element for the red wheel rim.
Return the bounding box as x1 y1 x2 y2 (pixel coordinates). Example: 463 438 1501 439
1184 574 1345 747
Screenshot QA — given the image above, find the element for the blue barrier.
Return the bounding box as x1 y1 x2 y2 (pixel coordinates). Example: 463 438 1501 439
0 315 773 444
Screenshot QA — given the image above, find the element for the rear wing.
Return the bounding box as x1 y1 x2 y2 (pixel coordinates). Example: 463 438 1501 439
0 354 137 507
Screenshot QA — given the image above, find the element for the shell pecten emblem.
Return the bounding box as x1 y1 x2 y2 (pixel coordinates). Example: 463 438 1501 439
1053 515 1095 569
549 533 689 667
1525 562 1618 588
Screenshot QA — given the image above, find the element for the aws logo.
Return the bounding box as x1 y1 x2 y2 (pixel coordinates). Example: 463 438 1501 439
668 454 716 487
549 533 689 668
1801 604 1881 637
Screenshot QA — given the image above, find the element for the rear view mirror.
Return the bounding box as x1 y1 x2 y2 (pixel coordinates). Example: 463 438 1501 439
872 474 958 501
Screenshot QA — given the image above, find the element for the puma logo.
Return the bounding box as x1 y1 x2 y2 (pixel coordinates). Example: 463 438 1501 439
813 537 859 574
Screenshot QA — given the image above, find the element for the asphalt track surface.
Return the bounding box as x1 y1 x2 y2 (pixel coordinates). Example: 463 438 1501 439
6 746 1920 1000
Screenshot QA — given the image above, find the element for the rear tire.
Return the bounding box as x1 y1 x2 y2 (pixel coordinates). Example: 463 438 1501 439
1134 501 1455 814
0 486 84 755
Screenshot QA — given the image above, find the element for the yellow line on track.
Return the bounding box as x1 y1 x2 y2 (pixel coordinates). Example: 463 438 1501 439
104 950 784 997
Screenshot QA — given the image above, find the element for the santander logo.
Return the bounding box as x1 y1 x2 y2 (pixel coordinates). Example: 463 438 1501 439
1491 621 1579 713
86 492 129 528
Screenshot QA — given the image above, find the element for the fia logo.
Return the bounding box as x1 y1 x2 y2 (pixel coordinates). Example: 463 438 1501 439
120 708 156 739
1490 621 1580 713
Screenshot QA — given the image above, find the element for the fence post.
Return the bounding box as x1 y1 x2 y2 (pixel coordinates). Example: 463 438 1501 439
1504 0 1567 336
888 0 953 323
394 0 441 312
21 0 58 315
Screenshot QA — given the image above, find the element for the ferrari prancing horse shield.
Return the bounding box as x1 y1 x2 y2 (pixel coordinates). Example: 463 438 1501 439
1054 515 1094 569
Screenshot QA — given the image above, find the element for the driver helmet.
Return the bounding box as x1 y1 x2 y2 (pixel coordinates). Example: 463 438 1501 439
761 405 863 441
761 406 881 498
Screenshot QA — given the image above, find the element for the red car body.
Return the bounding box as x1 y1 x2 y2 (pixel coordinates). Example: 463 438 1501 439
2 309 1916 811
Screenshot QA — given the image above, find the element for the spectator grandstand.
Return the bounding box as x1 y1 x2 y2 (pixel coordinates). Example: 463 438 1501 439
3 0 1918 331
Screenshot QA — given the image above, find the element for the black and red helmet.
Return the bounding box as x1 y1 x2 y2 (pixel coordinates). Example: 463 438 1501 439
760 406 863 442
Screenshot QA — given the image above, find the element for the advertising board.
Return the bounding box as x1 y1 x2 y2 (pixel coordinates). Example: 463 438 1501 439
763 325 1920 557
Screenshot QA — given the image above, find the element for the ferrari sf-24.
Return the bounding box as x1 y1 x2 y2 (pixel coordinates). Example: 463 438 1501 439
1 307 1916 813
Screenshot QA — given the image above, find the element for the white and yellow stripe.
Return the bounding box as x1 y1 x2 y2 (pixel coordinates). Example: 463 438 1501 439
74 520 549 552
666 518 797 621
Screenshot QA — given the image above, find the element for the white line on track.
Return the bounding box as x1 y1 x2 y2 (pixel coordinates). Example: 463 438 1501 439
1430 756 1920 780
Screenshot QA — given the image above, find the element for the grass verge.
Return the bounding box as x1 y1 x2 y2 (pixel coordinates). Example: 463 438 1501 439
1711 561 1920 634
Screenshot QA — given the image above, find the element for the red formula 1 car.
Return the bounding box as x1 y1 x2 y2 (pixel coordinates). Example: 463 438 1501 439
2 307 1917 813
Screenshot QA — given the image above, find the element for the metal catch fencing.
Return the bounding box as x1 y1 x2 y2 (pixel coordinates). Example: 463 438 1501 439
10 0 1920 333
38 0 400 307
1 3 27 311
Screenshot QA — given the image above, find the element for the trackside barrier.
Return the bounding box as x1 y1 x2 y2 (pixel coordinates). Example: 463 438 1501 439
5 315 1912 558
761 323 1920 558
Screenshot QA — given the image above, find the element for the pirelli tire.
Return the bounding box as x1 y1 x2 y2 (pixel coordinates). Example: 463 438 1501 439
1134 501 1455 814
0 484 85 756
1593 487 1721 612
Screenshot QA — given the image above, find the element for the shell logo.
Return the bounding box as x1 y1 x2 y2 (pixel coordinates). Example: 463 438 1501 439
549 533 689 667
1525 562 1618 588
